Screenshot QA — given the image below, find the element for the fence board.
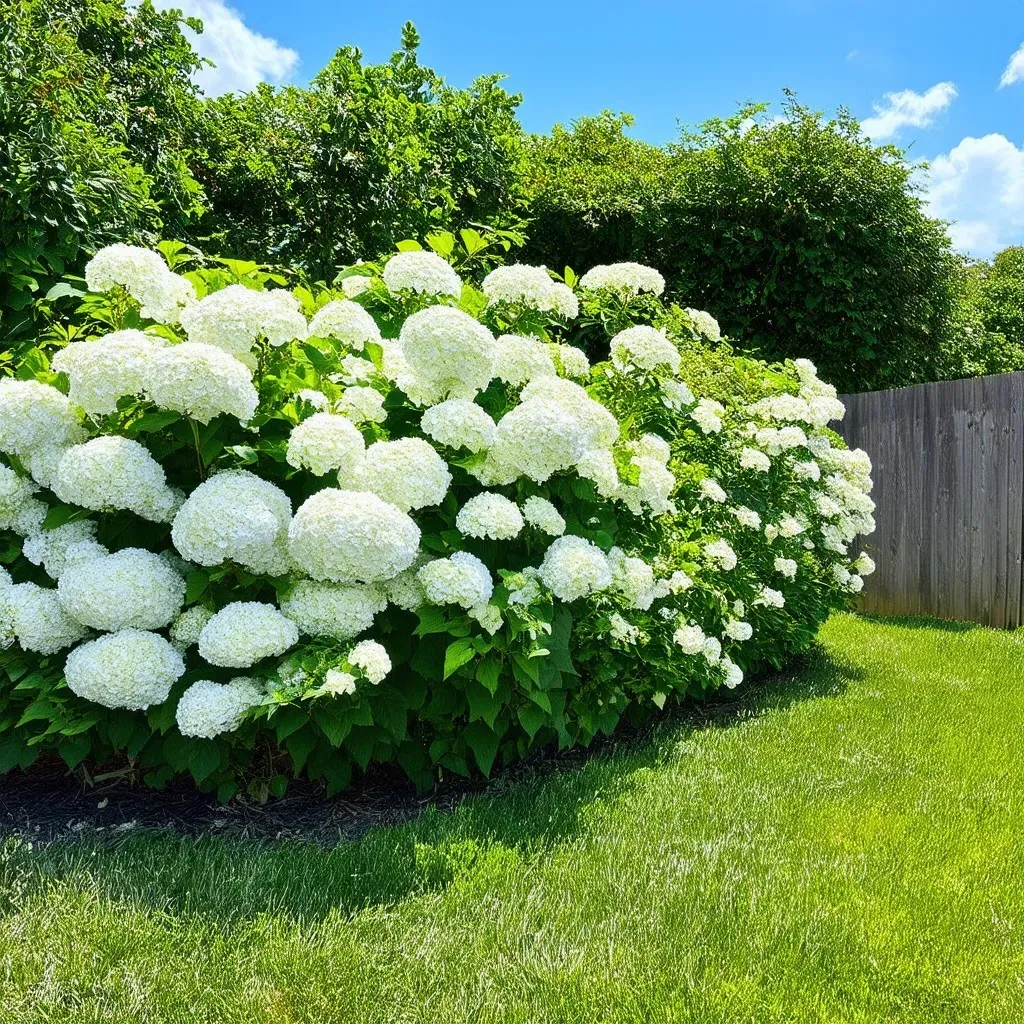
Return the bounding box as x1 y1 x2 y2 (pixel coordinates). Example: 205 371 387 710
838 371 1024 628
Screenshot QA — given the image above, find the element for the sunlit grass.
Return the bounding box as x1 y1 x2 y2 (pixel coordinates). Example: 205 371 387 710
2 613 1023 1022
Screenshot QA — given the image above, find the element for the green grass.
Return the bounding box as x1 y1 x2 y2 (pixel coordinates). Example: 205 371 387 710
2 613 1024 1023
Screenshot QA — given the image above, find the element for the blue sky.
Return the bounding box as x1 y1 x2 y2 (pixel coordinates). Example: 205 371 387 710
176 0 1024 257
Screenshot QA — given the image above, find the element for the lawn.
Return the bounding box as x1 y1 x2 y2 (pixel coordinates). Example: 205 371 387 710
1 613 1022 1023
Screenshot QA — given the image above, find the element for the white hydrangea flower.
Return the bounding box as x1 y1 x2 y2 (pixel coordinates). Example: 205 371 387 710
700 478 728 503
732 506 762 529
0 464 41 534
853 552 876 576
420 399 496 453
661 379 696 411
337 354 377 381
482 264 565 313
721 656 744 688
778 516 805 538
53 437 181 523
456 492 524 540
295 389 329 410
280 580 386 641
704 539 737 570
21 520 97 580
418 551 494 609
0 379 84 458
288 489 420 584
169 605 214 650
172 470 292 575
774 556 798 579
702 635 722 664
610 326 681 374
380 557 429 612
579 262 665 296
145 342 259 423
382 250 462 297
198 602 299 668
347 639 391 684
740 447 771 473
575 448 620 498
623 456 676 516
609 612 639 643
668 570 692 593
286 413 366 478
608 547 657 610
550 283 579 319
5 583 90 654
493 334 558 387
21 444 75 490
397 305 496 405
57 548 185 632
179 284 307 361
724 619 753 641
341 274 373 298
65 629 185 709
673 623 705 654
538 535 612 602
307 299 381 350
320 669 358 696
337 386 387 425
487 378 618 484
754 586 785 608
85 244 195 324
690 398 725 434
685 308 722 341
554 344 591 379
793 460 821 481
521 496 565 536
176 677 263 739
359 438 451 511
632 433 671 465
51 330 168 415
506 567 543 607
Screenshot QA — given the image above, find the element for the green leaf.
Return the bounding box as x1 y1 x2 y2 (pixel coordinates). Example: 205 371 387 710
45 282 85 301
58 735 91 769
475 657 502 695
184 571 209 604
286 726 317 774
465 681 500 729
126 410 181 434
517 702 548 740
396 239 424 252
426 231 456 258
414 606 450 636
463 720 500 776
42 505 89 531
315 706 351 747
188 742 222 784
444 637 477 680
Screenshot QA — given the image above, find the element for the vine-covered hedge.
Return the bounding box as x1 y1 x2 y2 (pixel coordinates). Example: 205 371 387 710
0 238 875 800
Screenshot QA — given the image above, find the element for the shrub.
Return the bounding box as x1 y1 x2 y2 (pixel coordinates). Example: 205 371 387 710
0 242 875 800
521 99 974 394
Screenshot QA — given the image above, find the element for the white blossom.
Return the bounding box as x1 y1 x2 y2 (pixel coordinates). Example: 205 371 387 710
420 399 496 453
5 583 90 654
704 539 737 571
685 308 721 341
539 535 612 602
286 413 366 478
773 556 798 579
281 580 386 641
176 677 263 738
521 496 565 536
85 244 195 323
359 438 451 511
145 342 259 423
690 398 725 434
456 492 524 540
347 639 391 684
382 251 462 297
673 623 705 654
337 386 387 425
65 629 184 709
700 478 728 503
169 606 214 650
418 551 494 609
198 602 299 668
307 299 381 350
0 379 84 458
493 334 557 387
610 326 681 374
740 447 771 473
579 262 665 296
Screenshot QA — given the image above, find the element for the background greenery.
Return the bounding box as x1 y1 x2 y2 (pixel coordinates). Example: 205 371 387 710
3 613 1022 1022
2 0 1022 388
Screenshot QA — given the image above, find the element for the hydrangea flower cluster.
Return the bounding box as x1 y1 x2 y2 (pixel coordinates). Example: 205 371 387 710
0 245 876 793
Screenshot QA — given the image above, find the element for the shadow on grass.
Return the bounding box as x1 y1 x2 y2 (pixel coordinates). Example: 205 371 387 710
1 642 860 924
858 613 983 633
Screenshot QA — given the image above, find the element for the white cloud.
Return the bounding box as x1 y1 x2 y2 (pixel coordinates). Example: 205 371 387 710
920 134 1024 256
174 0 299 96
846 49 859 61
860 81 958 140
1000 42 1024 87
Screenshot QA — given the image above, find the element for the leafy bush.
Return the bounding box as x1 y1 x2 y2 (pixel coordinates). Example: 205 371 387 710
964 247 1024 375
0 241 876 800
0 0 205 359
521 99 976 394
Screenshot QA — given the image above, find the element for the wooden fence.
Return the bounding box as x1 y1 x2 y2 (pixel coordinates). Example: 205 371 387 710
838 372 1024 628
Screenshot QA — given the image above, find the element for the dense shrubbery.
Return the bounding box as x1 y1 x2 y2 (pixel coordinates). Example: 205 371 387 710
0 243 875 797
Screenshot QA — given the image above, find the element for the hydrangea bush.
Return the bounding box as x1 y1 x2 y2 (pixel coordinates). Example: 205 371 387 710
0 238 875 799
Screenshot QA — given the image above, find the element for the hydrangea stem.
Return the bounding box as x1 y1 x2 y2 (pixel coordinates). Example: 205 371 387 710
189 417 206 480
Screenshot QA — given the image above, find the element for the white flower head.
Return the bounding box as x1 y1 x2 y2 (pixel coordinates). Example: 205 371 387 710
420 399 496 453
173 470 292 575
740 447 771 473
579 262 665 297
521 496 565 536
493 334 557 387
347 639 391 684
85 244 195 324
145 342 258 424
288 489 420 584
482 264 572 315
456 492 524 540
176 677 263 738
0 379 84 458
610 326 681 374
700 478 728 503
690 398 725 435
704 539 737 571
169 605 214 650
673 623 705 654
359 438 451 512
281 580 386 641
337 386 387 425
287 413 366 478
418 551 493 609
685 308 722 341
774 556 798 579
5 583 90 654
308 299 381 350
65 629 185 709
198 602 299 668
383 251 462 297
539 535 612 602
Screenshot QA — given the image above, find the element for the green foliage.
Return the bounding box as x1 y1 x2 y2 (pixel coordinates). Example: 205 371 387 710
0 0 204 361
194 22 528 278
963 246 1024 376
522 97 979 394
